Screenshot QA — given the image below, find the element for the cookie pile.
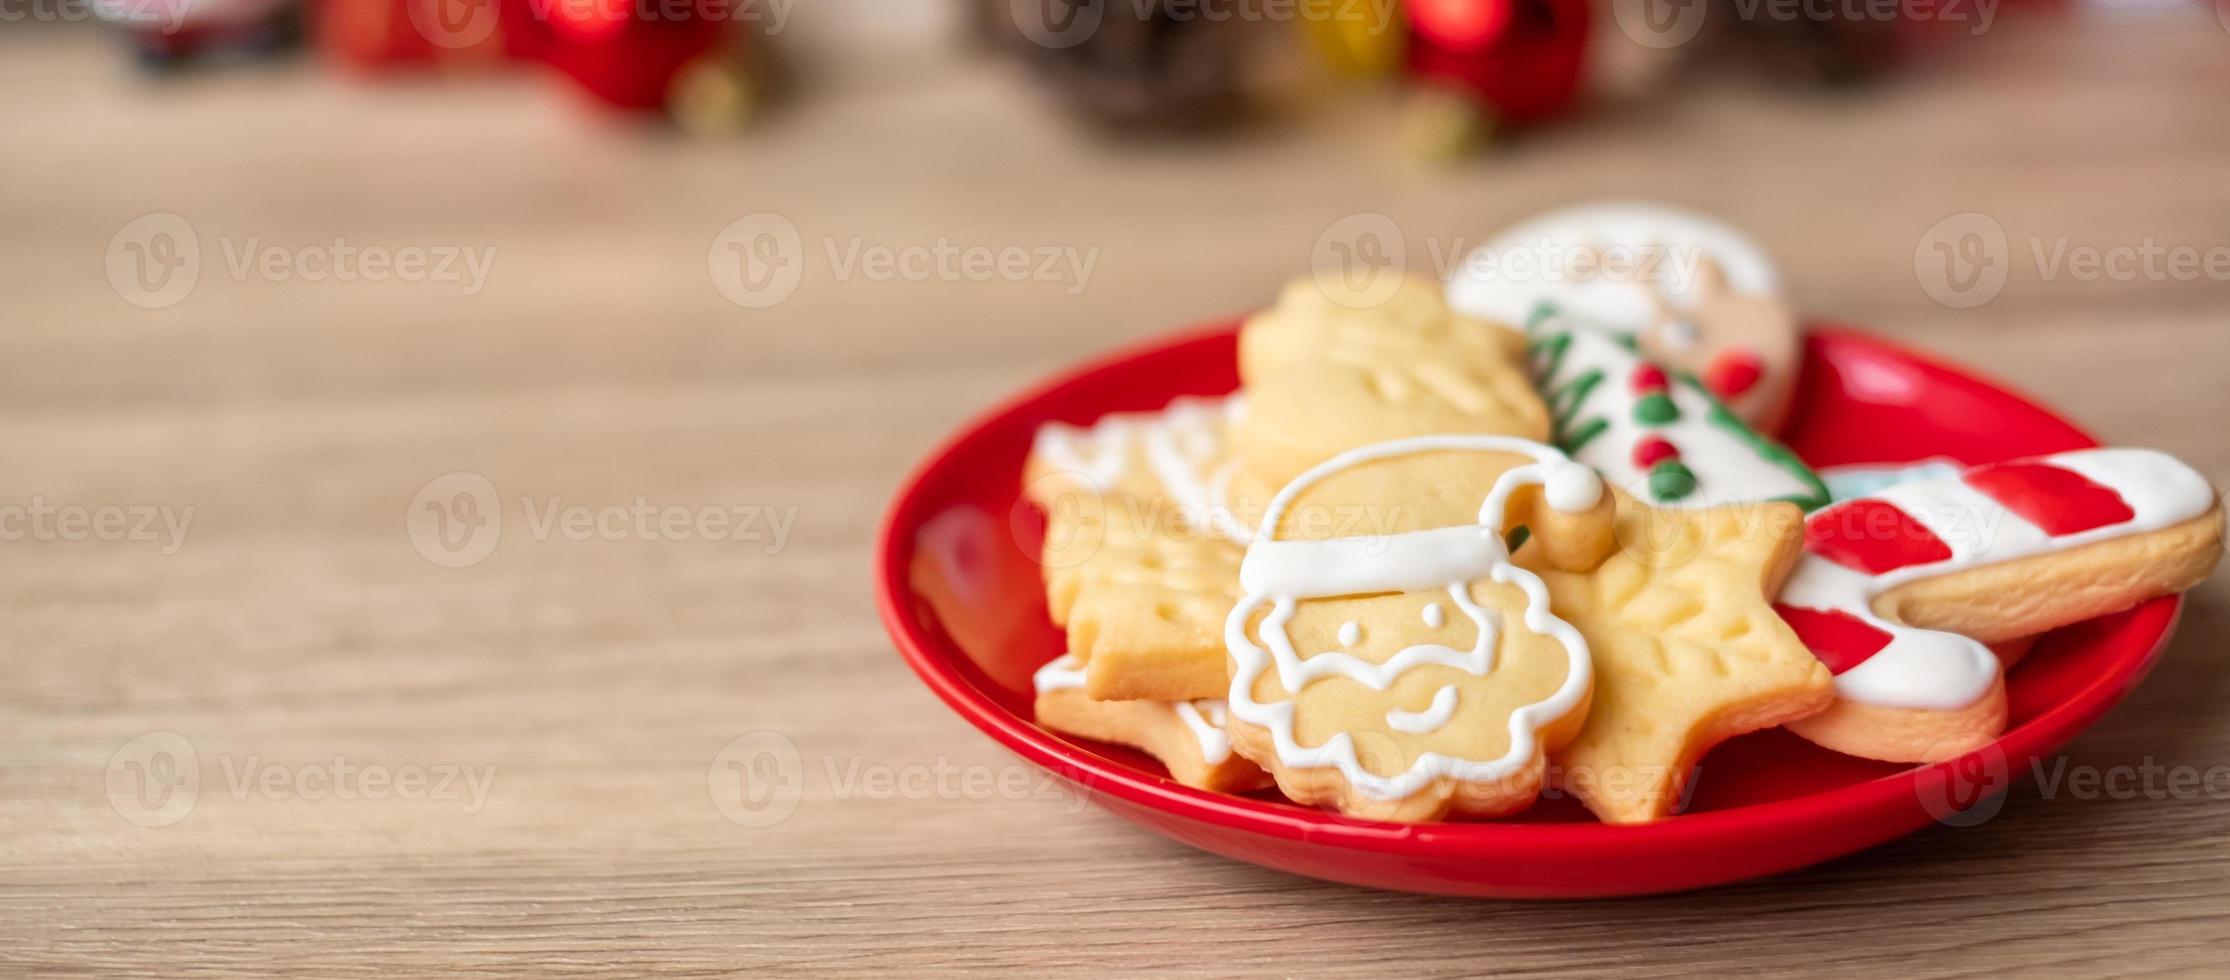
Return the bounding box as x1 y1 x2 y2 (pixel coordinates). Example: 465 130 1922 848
1023 203 2225 825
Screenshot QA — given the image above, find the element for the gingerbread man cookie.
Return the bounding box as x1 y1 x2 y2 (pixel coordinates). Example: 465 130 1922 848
1236 275 1548 490
1027 396 1248 701
1033 654 1271 793
1223 435 1619 822
1777 449 2224 763
1516 491 1834 824
1448 203 1802 432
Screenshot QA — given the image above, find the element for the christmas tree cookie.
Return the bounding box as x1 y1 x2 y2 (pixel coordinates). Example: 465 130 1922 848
1527 311 1829 511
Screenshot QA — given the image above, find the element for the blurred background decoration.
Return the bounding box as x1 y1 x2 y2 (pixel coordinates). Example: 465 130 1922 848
82 0 2082 155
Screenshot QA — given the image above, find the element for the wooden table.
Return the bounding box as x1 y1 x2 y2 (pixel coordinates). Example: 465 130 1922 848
4 14 2228 976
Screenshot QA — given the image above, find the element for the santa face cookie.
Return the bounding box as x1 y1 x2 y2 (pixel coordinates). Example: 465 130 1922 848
1777 449 2224 763
1028 396 1249 701
1515 492 1833 824
1033 655 1271 794
1447 202 1802 432
1529 313 1828 511
1236 275 1549 491
1223 435 1619 822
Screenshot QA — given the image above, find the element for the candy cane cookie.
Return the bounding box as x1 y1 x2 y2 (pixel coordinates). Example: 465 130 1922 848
1033 655 1272 793
1778 449 2224 763
1224 435 1619 822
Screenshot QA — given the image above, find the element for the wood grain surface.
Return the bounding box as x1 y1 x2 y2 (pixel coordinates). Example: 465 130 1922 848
4 14 2229 977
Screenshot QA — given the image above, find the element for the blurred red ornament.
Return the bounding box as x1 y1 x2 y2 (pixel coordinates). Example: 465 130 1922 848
313 0 509 71
1406 0 1591 127
508 0 740 114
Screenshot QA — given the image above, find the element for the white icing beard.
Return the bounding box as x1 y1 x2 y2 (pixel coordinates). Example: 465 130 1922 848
1445 202 1781 335
1223 435 1600 802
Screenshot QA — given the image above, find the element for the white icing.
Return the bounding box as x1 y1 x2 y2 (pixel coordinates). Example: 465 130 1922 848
1446 202 1781 335
1032 654 1088 692
1422 602 1446 629
1545 459 1604 512
1033 654 1233 764
1224 434 1595 801
1533 325 1818 508
1819 459 1967 502
1337 621 1362 647
1031 395 1251 542
1385 684 1461 735
1781 448 2217 710
1173 701 1233 764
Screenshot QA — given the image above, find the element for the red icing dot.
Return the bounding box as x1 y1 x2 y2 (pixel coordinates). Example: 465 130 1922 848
1704 349 1764 399
1963 460 2135 536
1775 605 1894 674
1805 499 1953 574
1629 364 1670 394
1632 435 1679 469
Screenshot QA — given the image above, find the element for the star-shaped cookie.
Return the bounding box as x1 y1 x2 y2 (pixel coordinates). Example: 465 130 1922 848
1516 492 1833 824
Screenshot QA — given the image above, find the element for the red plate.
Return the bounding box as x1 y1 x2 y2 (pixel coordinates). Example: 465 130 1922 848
873 320 2184 898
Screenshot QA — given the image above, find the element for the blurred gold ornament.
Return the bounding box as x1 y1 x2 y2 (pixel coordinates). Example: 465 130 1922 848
1299 0 1406 78
669 52 759 140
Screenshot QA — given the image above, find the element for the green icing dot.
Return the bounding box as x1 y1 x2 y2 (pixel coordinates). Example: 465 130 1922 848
1634 392 1680 426
1649 460 1697 501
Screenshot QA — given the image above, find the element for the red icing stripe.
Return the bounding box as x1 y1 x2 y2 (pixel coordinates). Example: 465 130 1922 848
1775 604 1893 675
1804 499 1953 574
1963 460 2134 536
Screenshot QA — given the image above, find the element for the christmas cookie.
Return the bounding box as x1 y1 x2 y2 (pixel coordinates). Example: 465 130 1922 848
1027 397 1248 701
1516 491 1834 824
1447 202 1802 431
1236 275 1549 490
1223 435 1619 822
1529 314 1829 510
1033 655 1271 793
1778 449 2224 762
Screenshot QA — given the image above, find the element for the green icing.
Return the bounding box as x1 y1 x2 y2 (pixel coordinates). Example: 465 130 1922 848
1549 368 1601 422
1699 390 1831 511
1528 331 1571 386
1633 392 1680 426
1649 460 1698 501
1562 417 1609 453
1525 301 1560 331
